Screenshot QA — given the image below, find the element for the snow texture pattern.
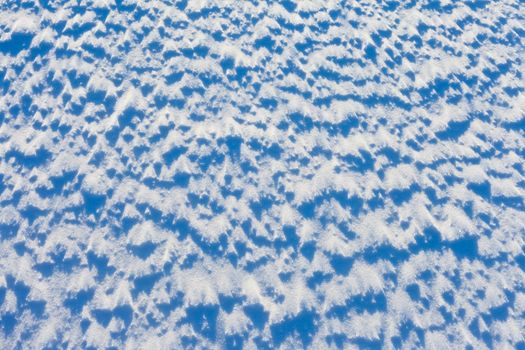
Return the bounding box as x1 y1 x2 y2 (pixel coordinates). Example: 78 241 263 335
0 0 525 349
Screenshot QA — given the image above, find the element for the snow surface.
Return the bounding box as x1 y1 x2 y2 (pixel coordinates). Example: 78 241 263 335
0 0 525 349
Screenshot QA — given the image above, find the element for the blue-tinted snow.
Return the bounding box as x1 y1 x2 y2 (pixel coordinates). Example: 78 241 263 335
0 0 524 349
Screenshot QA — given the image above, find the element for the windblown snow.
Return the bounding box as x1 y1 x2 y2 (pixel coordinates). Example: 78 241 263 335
0 0 524 349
